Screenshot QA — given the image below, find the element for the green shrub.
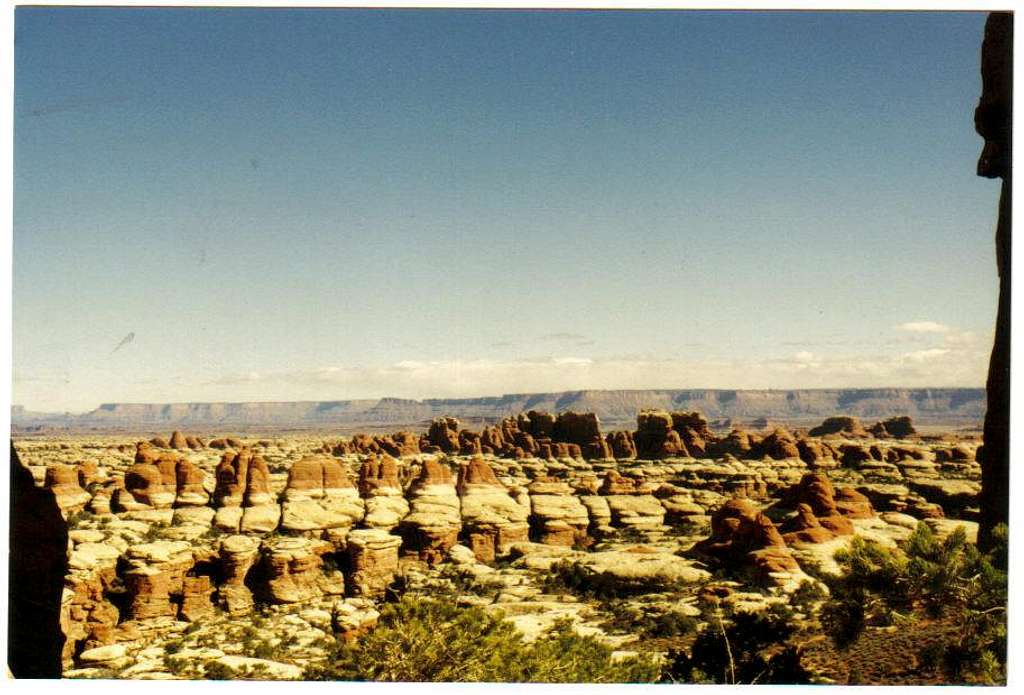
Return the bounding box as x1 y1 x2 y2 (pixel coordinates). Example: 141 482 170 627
820 522 1007 684
304 596 659 683
202 660 239 680
662 606 811 684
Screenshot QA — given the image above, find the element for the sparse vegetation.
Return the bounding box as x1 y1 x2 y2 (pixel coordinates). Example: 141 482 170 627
662 604 812 684
820 522 1007 685
304 595 660 682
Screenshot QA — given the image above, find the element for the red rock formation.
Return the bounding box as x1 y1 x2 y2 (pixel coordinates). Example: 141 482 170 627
797 439 836 468
759 428 800 460
457 457 529 562
180 576 215 622
124 462 174 508
134 442 159 464
692 498 800 580
346 529 402 598
519 410 556 439
401 460 461 563
214 451 249 506
781 503 837 545
76 461 99 489
168 431 188 450
597 470 639 495
45 464 91 512
391 431 421 457
834 487 875 519
606 431 638 460
359 455 402 496
809 416 870 438
174 460 209 506
869 416 917 438
459 430 483 456
634 410 688 459
710 429 753 459
426 417 461 453
552 411 602 446
252 538 343 604
217 536 261 615
9 444 68 677
780 473 875 535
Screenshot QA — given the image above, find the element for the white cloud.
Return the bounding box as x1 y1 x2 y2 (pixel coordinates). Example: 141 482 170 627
902 348 951 363
188 347 987 404
18 344 992 412
897 321 951 333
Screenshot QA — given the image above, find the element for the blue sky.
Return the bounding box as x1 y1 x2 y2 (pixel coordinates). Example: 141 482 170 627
13 8 999 412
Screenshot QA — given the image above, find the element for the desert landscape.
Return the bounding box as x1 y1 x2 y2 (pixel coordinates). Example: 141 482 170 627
10 6 1011 687
11 404 1004 683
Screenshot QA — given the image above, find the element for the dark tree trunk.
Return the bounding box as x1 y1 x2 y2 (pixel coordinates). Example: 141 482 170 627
975 12 1012 552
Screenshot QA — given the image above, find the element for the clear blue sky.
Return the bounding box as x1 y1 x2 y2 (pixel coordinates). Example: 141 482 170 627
13 8 999 412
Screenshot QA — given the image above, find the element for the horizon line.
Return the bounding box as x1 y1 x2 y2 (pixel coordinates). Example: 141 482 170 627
12 384 988 416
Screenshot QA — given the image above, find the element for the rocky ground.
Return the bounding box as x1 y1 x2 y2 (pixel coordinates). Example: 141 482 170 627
12 410 983 682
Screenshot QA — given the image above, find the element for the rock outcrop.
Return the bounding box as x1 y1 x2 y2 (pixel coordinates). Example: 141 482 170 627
280 455 364 537
399 461 461 563
528 477 591 546
692 498 801 582
634 410 687 459
345 529 401 598
456 457 530 562
45 464 92 513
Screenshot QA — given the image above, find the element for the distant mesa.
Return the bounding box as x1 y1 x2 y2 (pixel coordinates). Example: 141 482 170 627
11 388 984 431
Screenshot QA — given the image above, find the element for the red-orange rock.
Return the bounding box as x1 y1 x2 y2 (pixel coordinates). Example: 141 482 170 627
606 431 637 459
168 431 188 450
45 464 91 512
426 417 461 454
692 498 801 579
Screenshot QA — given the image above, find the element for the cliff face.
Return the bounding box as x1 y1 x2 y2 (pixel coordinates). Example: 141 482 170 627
13 388 985 431
8 443 68 677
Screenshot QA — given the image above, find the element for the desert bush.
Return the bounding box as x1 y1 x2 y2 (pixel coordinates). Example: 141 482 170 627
662 605 811 684
543 560 661 600
304 596 659 682
820 522 1007 684
642 609 700 639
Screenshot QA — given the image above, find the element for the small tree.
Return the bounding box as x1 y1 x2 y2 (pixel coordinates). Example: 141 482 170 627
820 522 1007 684
305 596 659 683
662 605 812 685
